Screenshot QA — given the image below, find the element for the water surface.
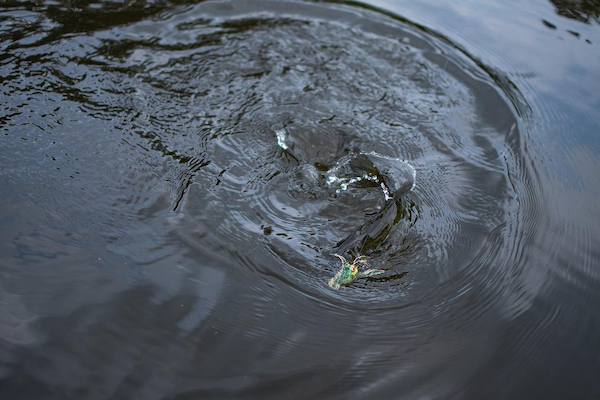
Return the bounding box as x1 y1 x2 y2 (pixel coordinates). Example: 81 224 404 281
1 0 599 399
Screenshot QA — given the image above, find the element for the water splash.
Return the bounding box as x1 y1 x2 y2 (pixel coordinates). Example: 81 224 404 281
275 128 288 150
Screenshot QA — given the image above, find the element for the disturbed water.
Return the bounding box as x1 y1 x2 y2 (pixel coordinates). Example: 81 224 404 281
1 0 599 399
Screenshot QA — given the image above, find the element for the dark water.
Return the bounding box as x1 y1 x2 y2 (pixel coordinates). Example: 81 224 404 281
1 0 599 399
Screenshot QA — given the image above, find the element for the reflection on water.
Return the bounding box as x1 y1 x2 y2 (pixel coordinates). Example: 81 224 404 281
1 0 599 399
549 0 600 23
542 0 599 41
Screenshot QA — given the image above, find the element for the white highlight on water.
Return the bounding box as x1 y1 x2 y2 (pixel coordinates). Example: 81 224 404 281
275 129 288 150
362 151 417 191
380 181 393 201
325 152 416 197
327 173 380 194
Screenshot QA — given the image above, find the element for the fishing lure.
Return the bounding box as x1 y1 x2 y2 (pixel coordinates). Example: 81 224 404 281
328 254 384 290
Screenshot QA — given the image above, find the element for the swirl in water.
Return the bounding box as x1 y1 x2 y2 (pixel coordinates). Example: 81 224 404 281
277 127 417 288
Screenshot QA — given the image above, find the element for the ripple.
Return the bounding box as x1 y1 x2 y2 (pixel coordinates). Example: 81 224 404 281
107 1 534 307
0 0 549 398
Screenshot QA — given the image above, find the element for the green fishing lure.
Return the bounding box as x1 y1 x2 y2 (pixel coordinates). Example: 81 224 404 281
328 254 384 290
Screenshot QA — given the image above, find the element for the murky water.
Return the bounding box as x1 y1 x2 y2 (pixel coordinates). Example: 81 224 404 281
1 0 599 399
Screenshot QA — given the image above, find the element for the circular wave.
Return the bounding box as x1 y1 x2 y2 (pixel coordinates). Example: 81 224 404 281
136 1 530 308
0 0 543 397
